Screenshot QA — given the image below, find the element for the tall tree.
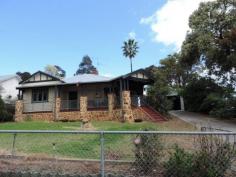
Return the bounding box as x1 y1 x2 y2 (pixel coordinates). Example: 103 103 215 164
16 72 31 81
122 39 139 72
147 54 197 113
45 65 66 78
75 55 99 75
181 0 236 86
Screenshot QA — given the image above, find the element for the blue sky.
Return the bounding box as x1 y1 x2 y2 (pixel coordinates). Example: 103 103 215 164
0 0 207 77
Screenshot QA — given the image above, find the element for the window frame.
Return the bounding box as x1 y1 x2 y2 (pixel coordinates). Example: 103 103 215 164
32 88 49 103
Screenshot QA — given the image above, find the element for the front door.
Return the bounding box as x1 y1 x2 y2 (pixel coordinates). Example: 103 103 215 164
68 91 78 109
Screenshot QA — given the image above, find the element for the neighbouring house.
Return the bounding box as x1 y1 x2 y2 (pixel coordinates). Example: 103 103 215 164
15 69 166 122
0 74 22 104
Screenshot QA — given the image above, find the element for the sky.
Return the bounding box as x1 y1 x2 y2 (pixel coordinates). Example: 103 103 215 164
0 0 213 77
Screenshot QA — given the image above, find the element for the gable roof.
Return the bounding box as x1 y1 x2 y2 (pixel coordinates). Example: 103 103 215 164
0 74 21 83
20 71 64 84
18 68 153 88
116 69 150 79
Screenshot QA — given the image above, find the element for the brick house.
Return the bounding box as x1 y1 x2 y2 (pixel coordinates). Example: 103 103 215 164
15 69 164 122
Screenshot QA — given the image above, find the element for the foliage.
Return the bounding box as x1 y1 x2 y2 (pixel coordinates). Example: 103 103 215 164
193 135 235 177
181 0 236 86
147 76 173 114
75 55 98 75
183 77 222 112
122 39 139 72
45 65 66 78
209 96 236 118
164 145 194 177
133 129 163 175
164 135 235 177
16 72 31 81
0 96 13 122
147 54 196 113
183 77 235 118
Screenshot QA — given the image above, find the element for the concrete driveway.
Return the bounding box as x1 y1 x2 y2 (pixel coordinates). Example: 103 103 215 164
169 110 236 132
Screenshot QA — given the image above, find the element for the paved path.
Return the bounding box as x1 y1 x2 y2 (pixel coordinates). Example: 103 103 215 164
169 110 236 132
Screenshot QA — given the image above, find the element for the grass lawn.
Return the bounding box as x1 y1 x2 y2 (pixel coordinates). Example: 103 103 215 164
0 118 195 160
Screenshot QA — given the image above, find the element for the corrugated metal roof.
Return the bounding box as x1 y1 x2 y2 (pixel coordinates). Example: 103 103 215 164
0 75 18 83
64 74 113 84
17 68 152 89
17 81 63 88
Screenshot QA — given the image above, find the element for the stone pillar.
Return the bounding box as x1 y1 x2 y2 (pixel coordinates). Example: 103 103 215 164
54 97 61 121
15 100 23 122
80 96 88 121
108 93 115 118
122 91 134 122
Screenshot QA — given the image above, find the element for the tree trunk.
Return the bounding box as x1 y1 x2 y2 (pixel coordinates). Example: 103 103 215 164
130 58 133 72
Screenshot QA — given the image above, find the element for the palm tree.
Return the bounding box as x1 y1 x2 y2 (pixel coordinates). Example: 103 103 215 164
122 39 139 72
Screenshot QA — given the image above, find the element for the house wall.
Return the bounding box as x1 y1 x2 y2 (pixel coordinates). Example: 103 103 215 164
0 77 20 101
60 83 111 101
22 87 56 113
16 87 147 122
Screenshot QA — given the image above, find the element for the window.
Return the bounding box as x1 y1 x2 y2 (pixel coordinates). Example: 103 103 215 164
32 88 48 102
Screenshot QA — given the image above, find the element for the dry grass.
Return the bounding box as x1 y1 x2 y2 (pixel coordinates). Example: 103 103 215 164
156 117 196 131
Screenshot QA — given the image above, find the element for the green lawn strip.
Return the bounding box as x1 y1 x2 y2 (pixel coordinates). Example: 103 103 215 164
0 120 159 159
0 121 81 130
93 121 159 131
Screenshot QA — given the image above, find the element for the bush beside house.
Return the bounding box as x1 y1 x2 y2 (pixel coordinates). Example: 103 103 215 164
183 78 236 118
0 96 14 122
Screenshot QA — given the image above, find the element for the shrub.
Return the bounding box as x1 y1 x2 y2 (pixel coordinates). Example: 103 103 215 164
0 110 13 122
210 97 236 118
183 78 224 112
164 135 235 177
0 96 14 122
133 129 163 175
164 145 194 177
194 135 235 177
183 77 236 118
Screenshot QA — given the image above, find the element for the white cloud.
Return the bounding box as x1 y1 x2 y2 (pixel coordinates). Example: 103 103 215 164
140 0 215 50
128 31 136 39
127 31 145 44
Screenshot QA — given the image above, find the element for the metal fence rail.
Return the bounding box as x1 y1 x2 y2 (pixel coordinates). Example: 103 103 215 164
0 130 236 177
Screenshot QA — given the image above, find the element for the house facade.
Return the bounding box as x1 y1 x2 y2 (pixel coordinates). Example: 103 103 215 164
0 75 22 103
15 69 153 122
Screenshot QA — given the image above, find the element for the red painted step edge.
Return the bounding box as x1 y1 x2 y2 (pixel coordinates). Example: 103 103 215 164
139 106 167 122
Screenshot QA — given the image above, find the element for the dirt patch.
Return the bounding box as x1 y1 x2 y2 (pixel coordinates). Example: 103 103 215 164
0 156 100 175
159 117 197 131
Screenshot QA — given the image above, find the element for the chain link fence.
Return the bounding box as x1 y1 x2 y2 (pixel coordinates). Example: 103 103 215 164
0 130 236 177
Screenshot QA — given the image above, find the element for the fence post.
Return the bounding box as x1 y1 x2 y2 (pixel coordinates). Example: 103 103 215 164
12 133 17 156
100 131 105 177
